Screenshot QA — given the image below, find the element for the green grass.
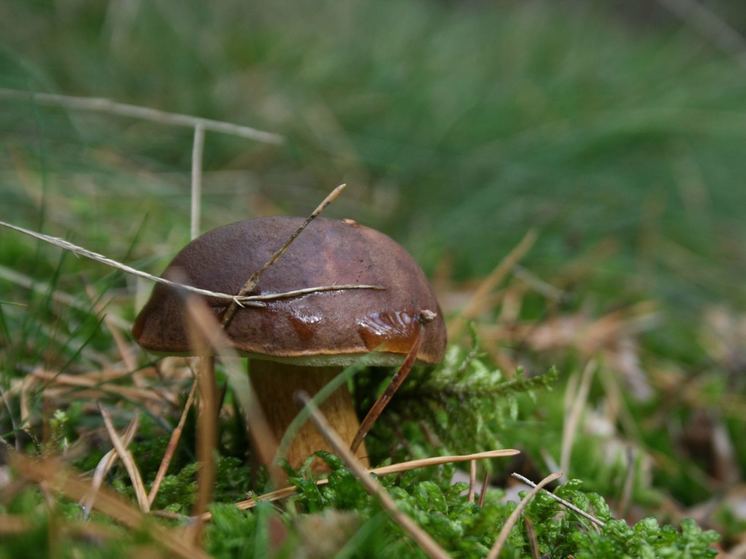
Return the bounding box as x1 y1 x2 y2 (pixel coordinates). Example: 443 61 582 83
1 0 745 557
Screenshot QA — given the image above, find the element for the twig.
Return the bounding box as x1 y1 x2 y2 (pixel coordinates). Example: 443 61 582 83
351 323 423 453
221 183 348 328
190 124 205 240
80 415 140 519
450 229 537 338
510 473 606 528
147 380 198 507
184 296 285 487
8 452 210 559
296 391 452 559
486 471 562 559
0 219 382 305
0 87 283 143
98 404 150 512
560 360 597 479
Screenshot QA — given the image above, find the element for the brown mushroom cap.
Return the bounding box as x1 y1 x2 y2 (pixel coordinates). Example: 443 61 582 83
133 217 447 366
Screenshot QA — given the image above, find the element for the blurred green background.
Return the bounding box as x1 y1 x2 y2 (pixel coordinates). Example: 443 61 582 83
2 0 746 542
2 0 746 315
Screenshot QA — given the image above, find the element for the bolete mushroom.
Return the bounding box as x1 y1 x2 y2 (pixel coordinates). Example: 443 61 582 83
132 216 446 468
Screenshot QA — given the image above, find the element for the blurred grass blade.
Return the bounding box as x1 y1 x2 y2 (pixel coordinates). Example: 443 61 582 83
183 295 285 486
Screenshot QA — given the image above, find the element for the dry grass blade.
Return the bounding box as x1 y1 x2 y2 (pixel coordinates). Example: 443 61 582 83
478 470 490 508
655 0 746 67
297 391 453 559
221 183 348 328
524 516 541 559
190 123 205 240
0 513 119 540
486 471 562 559
31 369 177 406
513 265 564 302
19 376 33 429
450 228 537 338
351 323 422 453
147 379 198 508
510 473 606 528
0 219 380 306
0 87 283 143
8 452 210 559
619 447 636 517
185 313 218 546
560 360 597 479
84 286 136 372
165 449 520 519
184 296 285 486
370 449 519 475
0 219 250 304
0 514 31 534
467 460 477 503
0 385 19 451
99 404 150 512
81 414 140 519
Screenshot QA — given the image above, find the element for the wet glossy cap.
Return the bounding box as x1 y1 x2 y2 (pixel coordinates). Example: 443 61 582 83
133 217 447 366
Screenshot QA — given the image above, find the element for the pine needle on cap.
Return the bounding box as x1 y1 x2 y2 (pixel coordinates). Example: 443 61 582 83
221 183 348 328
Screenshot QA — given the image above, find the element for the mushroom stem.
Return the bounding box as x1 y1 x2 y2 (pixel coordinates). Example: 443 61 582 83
248 360 369 470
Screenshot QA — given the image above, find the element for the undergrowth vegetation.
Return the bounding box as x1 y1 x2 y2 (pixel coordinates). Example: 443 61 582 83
1 0 745 557
0 351 722 558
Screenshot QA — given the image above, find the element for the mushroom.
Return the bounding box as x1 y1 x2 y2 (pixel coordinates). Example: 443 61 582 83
132 216 446 469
